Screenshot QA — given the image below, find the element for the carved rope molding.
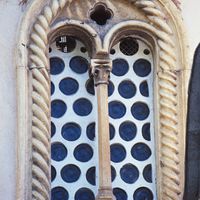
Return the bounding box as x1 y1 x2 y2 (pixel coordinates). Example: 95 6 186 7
133 1 182 199
27 0 184 200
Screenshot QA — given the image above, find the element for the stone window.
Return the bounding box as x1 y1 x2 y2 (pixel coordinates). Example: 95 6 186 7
16 1 188 200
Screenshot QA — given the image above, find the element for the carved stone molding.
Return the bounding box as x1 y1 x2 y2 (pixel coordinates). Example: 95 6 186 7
91 59 112 86
16 0 189 200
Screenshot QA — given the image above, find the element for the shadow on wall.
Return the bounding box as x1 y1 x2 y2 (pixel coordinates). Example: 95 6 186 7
184 44 200 200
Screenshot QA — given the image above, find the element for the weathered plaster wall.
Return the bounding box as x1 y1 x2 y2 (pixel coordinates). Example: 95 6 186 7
0 1 199 200
181 0 200 58
0 1 22 200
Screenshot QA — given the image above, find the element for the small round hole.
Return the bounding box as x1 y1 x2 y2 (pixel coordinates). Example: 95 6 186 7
144 49 150 55
81 47 87 53
110 49 116 55
49 47 52 53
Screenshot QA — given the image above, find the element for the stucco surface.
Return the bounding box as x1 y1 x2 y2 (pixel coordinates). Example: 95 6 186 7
182 0 200 58
0 1 22 200
0 0 199 199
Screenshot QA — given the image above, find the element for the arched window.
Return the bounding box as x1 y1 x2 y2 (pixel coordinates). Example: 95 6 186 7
16 1 188 200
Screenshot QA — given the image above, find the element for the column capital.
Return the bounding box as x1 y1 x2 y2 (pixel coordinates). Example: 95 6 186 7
91 59 112 86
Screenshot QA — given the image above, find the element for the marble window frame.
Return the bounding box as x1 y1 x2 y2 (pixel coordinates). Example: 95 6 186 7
16 0 189 199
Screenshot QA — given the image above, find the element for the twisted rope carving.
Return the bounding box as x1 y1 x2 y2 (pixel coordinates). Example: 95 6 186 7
134 0 182 199
28 0 183 199
29 0 69 199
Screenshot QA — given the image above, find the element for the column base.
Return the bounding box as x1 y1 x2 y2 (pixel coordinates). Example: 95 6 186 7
96 187 116 200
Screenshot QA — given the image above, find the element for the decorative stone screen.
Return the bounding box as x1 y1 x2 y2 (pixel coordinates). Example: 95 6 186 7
50 35 156 199
50 37 98 199
109 38 156 199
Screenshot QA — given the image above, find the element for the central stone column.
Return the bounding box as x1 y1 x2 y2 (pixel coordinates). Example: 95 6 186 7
91 59 116 200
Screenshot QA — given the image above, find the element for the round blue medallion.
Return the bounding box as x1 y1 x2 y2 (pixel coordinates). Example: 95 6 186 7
131 143 151 161
59 78 79 95
140 81 149 97
133 187 153 200
74 144 93 162
75 188 95 200
51 142 67 161
61 122 81 141
133 59 151 77
50 57 65 75
113 188 127 200
73 98 92 116
109 101 126 119
86 79 95 95
109 123 115 140
118 80 136 99
86 123 95 141
120 164 139 184
142 123 151 141
143 164 152 183
51 187 69 200
51 122 56 138
110 144 126 163
119 121 137 141
108 81 115 97
86 167 96 186
51 100 67 118
51 82 55 95
61 164 81 183
51 165 56 182
112 59 129 76
111 165 116 182
69 56 89 74
131 102 149 120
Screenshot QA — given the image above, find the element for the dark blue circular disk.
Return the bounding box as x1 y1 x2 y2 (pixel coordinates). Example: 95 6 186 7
75 188 95 200
74 144 93 162
131 143 151 161
109 101 126 119
112 59 129 76
61 122 81 141
118 80 136 99
131 102 149 120
111 166 116 182
59 78 79 95
143 164 152 183
133 59 151 77
86 123 95 141
133 187 153 200
120 164 139 184
69 56 89 74
61 164 81 183
110 144 126 163
51 142 67 161
86 167 96 185
51 100 67 118
73 98 92 116
51 122 56 137
50 57 65 75
51 165 56 182
113 188 128 200
142 123 151 141
140 81 149 97
51 82 55 95
51 187 69 200
108 81 114 97
119 121 137 141
109 124 115 140
86 79 95 95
